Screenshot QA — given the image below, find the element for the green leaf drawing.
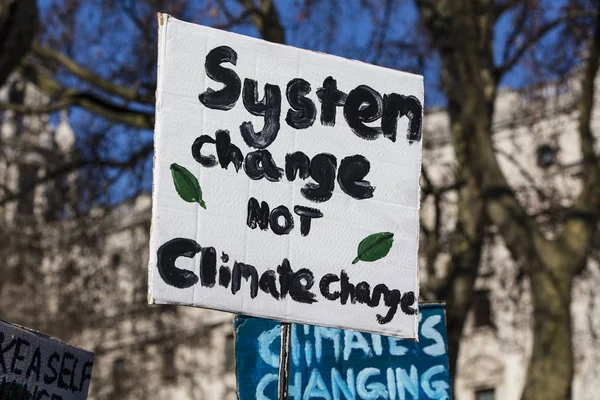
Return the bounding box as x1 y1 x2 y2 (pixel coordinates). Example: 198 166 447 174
352 232 394 264
170 163 206 209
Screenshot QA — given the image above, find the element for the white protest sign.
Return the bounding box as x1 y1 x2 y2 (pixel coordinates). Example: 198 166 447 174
0 319 94 399
149 14 423 339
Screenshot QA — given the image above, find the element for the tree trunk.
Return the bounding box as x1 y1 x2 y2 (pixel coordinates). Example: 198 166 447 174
437 174 485 391
0 0 39 86
521 262 574 400
442 261 480 394
416 2 495 392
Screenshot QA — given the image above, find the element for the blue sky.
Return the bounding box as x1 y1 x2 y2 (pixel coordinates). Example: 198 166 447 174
35 0 577 204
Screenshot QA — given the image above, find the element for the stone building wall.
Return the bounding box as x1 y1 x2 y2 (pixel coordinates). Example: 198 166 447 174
1 74 599 399
422 78 600 400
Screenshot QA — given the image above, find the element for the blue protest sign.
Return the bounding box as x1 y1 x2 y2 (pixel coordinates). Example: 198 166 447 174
235 303 450 400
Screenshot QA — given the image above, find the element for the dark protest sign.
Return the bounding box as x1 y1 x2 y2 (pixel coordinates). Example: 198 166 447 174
235 303 450 400
0 320 94 400
149 14 424 338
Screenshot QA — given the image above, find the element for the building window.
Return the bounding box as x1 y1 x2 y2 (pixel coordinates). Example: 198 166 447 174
17 164 38 215
537 144 557 168
8 81 25 131
162 347 177 383
473 290 493 328
112 358 127 393
63 261 77 284
111 253 121 269
44 176 68 221
225 333 235 371
476 388 495 400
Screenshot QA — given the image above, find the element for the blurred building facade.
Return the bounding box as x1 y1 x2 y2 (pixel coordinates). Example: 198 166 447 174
0 77 237 400
0 74 599 400
422 78 600 400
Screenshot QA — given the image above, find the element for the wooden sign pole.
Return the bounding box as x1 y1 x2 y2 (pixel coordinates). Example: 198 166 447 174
277 322 292 400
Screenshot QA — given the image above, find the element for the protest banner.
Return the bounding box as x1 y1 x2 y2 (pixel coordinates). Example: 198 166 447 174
0 319 94 400
149 14 424 338
235 303 450 400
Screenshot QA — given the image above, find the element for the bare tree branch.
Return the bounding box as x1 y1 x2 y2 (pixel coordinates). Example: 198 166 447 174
500 1 531 67
560 9 600 273
213 8 256 30
0 0 38 86
494 147 549 202
0 144 153 207
492 0 527 21
497 10 597 77
120 0 147 34
368 0 394 63
237 0 285 43
32 44 154 104
0 64 154 129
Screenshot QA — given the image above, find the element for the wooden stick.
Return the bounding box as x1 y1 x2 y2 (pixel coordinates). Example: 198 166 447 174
278 322 292 400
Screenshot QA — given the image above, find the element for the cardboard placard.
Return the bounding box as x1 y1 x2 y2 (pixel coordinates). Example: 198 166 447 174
149 14 423 338
234 304 450 400
0 319 94 400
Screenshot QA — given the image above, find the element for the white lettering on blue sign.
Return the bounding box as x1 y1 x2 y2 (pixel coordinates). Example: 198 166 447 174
371 334 383 356
396 366 418 400
386 368 397 400
305 340 314 368
253 366 449 400
258 326 280 368
237 306 450 400
421 316 445 357
388 337 409 356
315 327 342 363
344 331 372 361
420 366 449 400
357 368 388 399
304 369 332 399
331 368 355 400
256 373 278 400
289 373 303 400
